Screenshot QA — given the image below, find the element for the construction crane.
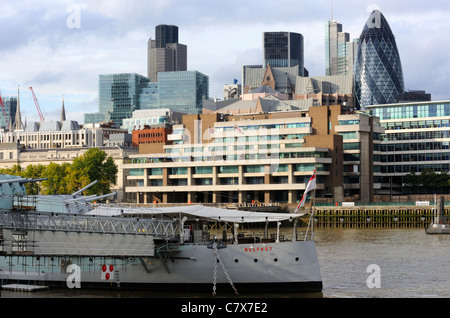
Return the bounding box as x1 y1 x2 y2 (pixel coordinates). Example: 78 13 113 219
0 92 9 130
29 86 45 122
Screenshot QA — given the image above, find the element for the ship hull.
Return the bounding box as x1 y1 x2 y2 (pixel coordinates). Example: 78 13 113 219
0 240 322 294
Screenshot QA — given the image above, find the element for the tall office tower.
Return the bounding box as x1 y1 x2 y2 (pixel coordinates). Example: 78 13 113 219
263 32 304 76
155 24 179 48
84 73 150 126
325 21 357 76
0 96 17 132
147 25 187 82
354 10 404 109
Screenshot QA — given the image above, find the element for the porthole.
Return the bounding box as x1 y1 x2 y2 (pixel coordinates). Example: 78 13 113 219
254 259 258 263
274 258 278 262
295 257 300 262
234 259 239 263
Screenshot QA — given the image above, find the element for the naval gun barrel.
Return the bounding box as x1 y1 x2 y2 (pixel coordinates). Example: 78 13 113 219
64 195 99 203
84 192 117 202
71 180 98 197
20 178 48 184
0 177 48 185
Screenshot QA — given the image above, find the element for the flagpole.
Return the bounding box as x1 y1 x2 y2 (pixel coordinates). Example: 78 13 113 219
311 164 316 239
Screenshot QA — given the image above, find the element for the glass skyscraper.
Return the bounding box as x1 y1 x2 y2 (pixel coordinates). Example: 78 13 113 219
354 10 404 109
157 71 209 114
84 73 150 126
263 32 304 76
84 71 209 125
0 96 17 131
325 21 357 76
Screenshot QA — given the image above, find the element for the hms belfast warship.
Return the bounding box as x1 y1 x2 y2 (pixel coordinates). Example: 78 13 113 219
0 175 322 295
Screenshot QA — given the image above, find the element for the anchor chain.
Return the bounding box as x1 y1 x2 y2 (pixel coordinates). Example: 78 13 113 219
212 241 239 296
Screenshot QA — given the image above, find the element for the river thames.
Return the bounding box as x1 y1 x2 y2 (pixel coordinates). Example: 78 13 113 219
1 228 449 299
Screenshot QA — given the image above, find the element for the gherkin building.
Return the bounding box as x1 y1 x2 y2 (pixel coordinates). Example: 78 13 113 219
354 10 404 109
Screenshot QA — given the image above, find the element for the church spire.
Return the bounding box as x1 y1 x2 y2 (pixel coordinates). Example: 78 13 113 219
60 95 66 122
13 86 23 131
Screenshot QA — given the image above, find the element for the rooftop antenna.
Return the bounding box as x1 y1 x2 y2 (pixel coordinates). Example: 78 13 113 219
330 0 334 22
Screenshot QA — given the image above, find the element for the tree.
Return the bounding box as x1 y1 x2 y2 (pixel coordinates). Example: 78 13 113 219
22 164 45 194
0 148 118 198
67 148 118 196
41 162 70 195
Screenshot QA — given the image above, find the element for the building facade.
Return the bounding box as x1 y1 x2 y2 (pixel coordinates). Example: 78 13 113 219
263 32 305 76
156 71 209 114
325 21 357 76
0 120 128 150
0 96 17 132
121 109 182 133
122 105 382 206
354 10 405 109
0 144 137 202
84 73 151 126
367 100 450 196
147 24 187 82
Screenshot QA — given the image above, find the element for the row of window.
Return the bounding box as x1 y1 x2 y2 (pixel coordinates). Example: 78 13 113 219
130 163 325 176
376 153 450 163
214 134 307 143
217 123 311 132
377 164 450 174
131 176 326 187
370 103 450 120
382 119 450 130
129 151 327 165
379 142 450 152
383 131 450 141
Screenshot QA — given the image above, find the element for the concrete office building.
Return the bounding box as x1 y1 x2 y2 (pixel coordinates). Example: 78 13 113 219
123 105 382 206
325 20 358 76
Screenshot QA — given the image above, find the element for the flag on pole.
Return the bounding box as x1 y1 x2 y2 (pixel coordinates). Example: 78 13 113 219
295 169 316 213
234 124 244 134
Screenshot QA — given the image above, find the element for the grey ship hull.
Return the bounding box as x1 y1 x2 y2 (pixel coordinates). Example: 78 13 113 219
0 240 322 293
0 175 322 294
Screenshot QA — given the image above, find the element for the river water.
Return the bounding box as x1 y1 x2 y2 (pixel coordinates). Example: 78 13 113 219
1 228 449 299
315 228 450 298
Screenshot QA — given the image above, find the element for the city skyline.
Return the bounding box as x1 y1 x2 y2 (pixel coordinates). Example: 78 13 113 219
0 0 449 124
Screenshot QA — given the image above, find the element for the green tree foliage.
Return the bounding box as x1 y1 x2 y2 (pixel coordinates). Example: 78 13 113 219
404 169 450 194
68 148 118 196
40 162 71 195
0 148 118 197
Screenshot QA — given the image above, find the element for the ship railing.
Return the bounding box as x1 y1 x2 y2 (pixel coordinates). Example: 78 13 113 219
0 209 178 239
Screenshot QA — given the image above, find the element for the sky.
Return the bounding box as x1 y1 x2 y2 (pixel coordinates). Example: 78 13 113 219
1 0 450 125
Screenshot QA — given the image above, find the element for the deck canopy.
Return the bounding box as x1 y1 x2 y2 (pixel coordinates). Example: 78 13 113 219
88 205 307 223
